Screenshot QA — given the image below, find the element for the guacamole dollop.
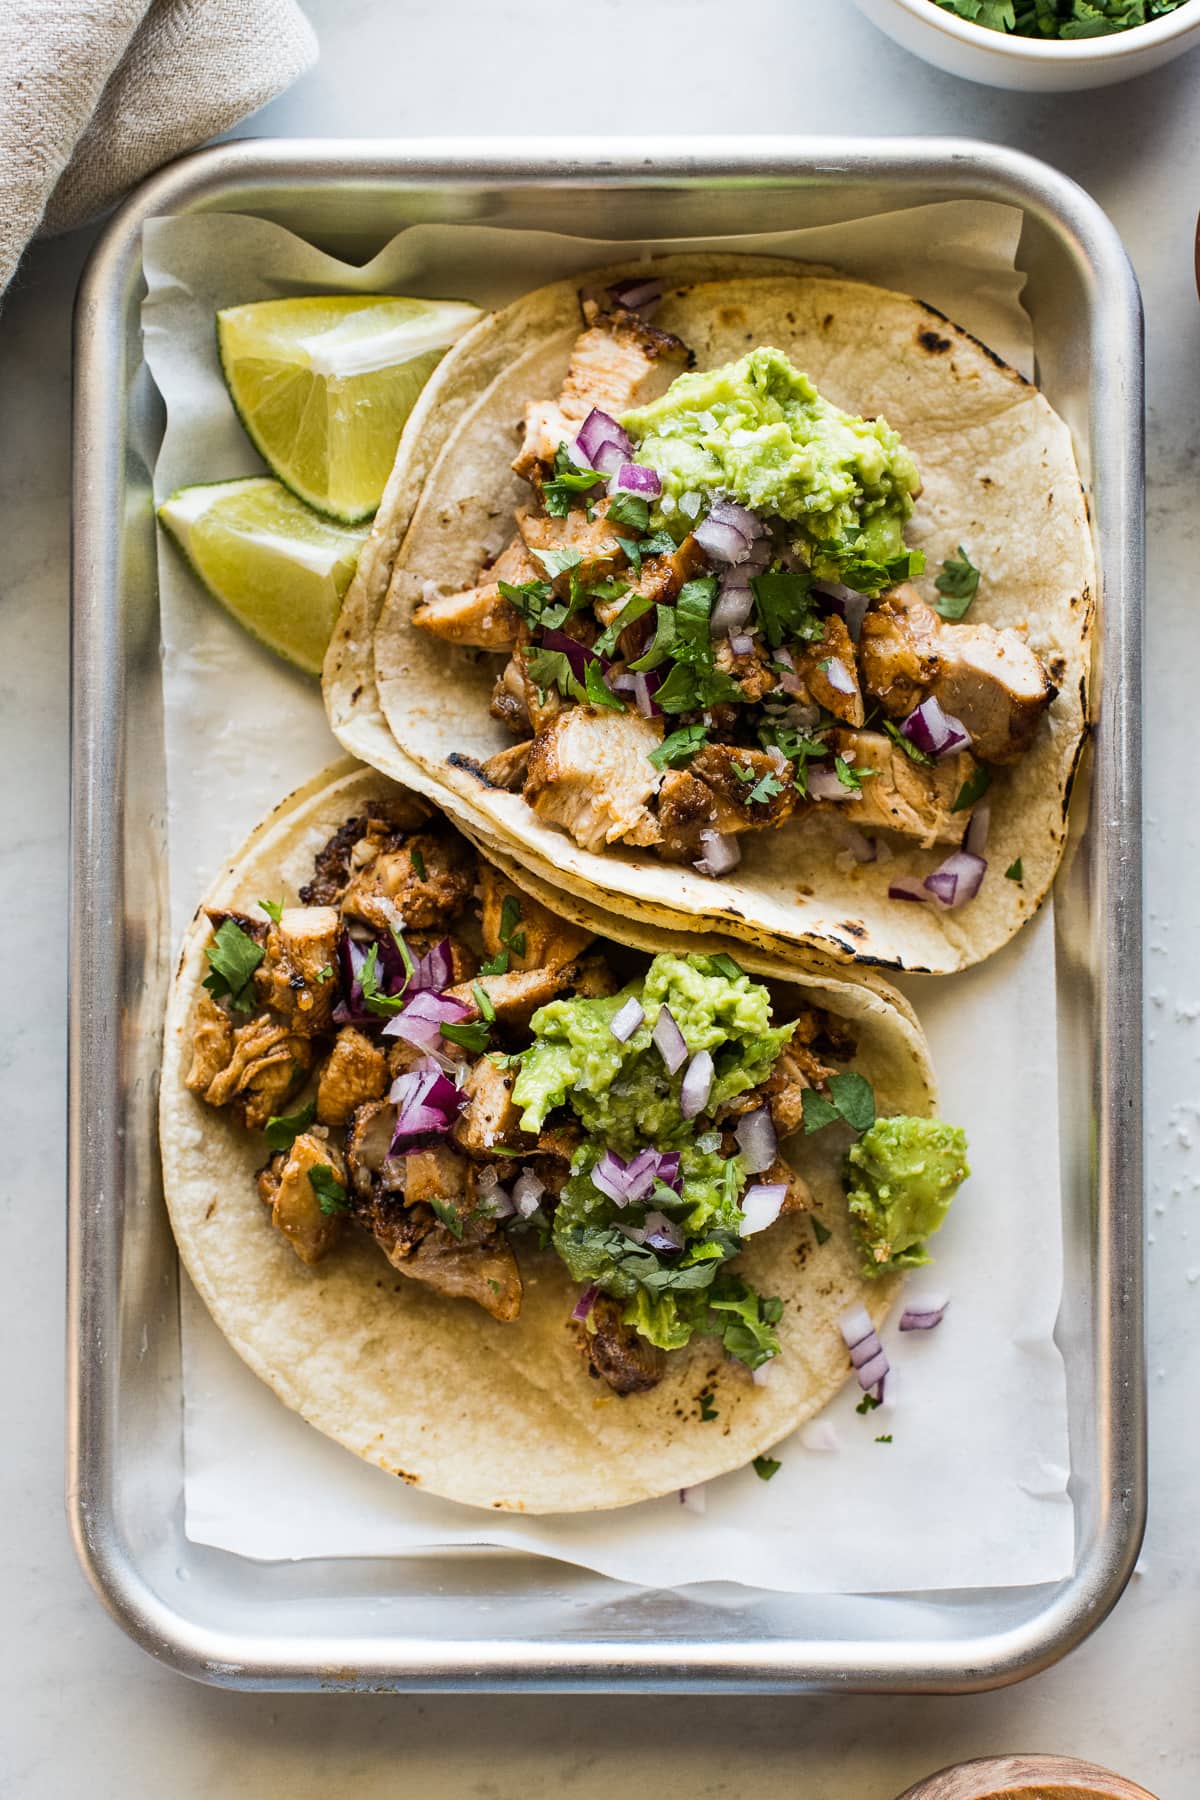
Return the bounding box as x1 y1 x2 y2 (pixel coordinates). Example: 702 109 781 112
845 1116 969 1279
621 346 922 588
511 951 793 1360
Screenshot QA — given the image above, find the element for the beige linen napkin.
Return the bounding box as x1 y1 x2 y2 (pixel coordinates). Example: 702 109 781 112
0 0 318 294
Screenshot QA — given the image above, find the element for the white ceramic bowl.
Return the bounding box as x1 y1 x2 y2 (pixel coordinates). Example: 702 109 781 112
850 0 1200 90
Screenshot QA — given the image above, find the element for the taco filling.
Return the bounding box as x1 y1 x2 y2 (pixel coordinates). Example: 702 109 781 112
411 283 1058 909
184 791 967 1397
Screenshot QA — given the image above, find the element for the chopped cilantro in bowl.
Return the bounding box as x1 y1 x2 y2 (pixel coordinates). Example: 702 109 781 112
931 0 1187 34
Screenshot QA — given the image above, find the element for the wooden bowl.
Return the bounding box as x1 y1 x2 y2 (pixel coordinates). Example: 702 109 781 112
894 1755 1160 1800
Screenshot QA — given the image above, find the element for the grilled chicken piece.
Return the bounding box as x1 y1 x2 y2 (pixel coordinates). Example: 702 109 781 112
825 727 975 848
860 585 1055 764
256 1129 345 1265
480 742 532 791
253 906 340 1035
411 536 538 651
591 535 710 630
299 800 431 906
187 1004 314 1130
341 826 476 934
657 743 799 861
452 1056 524 1157
345 1098 398 1198
516 504 625 591
446 963 582 1031
512 302 689 481
490 647 562 737
763 1043 822 1134
524 706 663 853
714 635 778 705
793 614 865 727
579 1293 665 1395
762 1152 813 1216
478 864 593 970
363 1144 523 1321
316 1026 388 1128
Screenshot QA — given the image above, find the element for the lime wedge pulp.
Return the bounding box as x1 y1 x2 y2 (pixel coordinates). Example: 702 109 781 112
158 478 368 676
217 294 483 523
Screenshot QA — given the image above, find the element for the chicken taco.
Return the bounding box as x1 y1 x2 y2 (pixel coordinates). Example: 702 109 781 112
160 760 968 1512
326 256 1093 975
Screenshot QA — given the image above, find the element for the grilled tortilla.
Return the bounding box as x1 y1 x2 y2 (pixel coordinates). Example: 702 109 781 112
325 255 1093 976
160 760 942 1513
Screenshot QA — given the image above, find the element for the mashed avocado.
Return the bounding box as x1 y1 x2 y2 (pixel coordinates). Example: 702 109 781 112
621 346 921 588
845 1116 969 1279
511 952 793 1360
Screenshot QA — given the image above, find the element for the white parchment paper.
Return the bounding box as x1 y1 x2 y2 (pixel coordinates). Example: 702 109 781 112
143 205 1072 1592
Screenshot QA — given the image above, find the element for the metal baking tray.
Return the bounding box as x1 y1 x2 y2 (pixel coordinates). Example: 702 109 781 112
67 138 1145 1692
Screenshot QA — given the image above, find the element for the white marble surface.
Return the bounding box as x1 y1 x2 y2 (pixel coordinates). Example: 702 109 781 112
1 2 1197 1794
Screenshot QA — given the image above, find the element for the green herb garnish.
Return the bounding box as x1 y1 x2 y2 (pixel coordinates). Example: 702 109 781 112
932 0 1182 39
264 1099 317 1152
441 1019 491 1054
607 491 650 532
752 1455 782 1481
309 1162 350 1216
648 722 709 771
952 765 992 812
410 847 427 882
856 1392 882 1415
430 1197 465 1239
750 569 824 649
810 1215 832 1246
203 918 264 1013
699 1393 719 1422
884 719 934 767
1005 857 1024 881
802 1071 876 1136
472 981 497 1023
530 543 584 582
934 544 981 619
257 898 284 924
592 592 655 659
542 442 605 517
479 949 509 976
875 1433 893 1444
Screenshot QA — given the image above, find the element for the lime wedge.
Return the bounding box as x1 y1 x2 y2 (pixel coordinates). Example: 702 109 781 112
158 478 368 675
216 294 483 523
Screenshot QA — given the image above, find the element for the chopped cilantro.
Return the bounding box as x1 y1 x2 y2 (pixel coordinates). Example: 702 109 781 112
441 1018 491 1054
257 897 283 924
203 918 264 1013
628 604 676 672
654 661 742 715
1005 857 1024 882
952 764 992 812
472 981 497 1023
875 1433 893 1444
410 846 427 882
583 657 626 711
731 761 755 784
430 1197 464 1240
834 754 875 790
757 721 827 795
497 576 558 630
883 718 934 767
699 1393 719 1422
810 1214 832 1246
672 577 719 670
592 592 655 659
931 0 1182 39
832 543 925 595
524 645 578 704
315 962 334 983
542 442 605 517
308 1162 349 1216
479 949 509 976
708 953 745 980
530 544 584 582
751 569 825 649
707 1279 783 1370
802 1071 876 1136
359 941 407 1017
607 491 650 533
752 1455 782 1482
264 1099 316 1152
934 544 981 619
748 770 785 806
498 895 522 947
856 1392 882 1415
487 1277 502 1294
648 722 709 771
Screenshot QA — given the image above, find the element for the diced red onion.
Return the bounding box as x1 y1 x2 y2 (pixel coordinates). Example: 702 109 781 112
382 988 469 1050
388 1067 464 1149
610 461 661 498
694 515 752 565
655 1150 682 1191
899 1293 949 1332
823 657 857 698
609 995 645 1042
751 1360 774 1388
709 497 766 543
902 695 971 759
710 587 754 637
512 1169 546 1219
740 1182 788 1236
591 1148 661 1207
652 1004 688 1075
817 583 870 642
679 1485 707 1514
575 407 632 472
407 937 454 994
611 667 663 719
765 744 790 778
923 848 987 908
694 829 741 877
572 1282 600 1322
333 933 369 1023
606 276 663 317
888 875 930 904
808 764 850 803
964 803 990 858
735 1107 778 1175
485 1185 516 1220
680 1049 714 1120
728 631 755 657
840 1303 890 1399
643 1210 684 1252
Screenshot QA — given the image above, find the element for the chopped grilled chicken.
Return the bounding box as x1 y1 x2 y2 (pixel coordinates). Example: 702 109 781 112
657 743 799 861
490 647 562 737
762 1043 824 1134
860 585 1055 764
479 864 593 970
762 1152 813 1215
316 1026 388 1128
534 1121 583 1164
411 537 538 651
579 1293 666 1395
360 1144 522 1321
341 825 476 934
446 962 584 1031
187 1003 314 1130
256 1129 345 1265
825 727 975 848
524 706 663 853
569 953 619 998
253 906 341 1035
480 741 532 791
714 634 778 704
592 535 710 629
516 504 625 591
793 614 865 726
345 1098 397 1198
452 1056 524 1157
299 800 431 906
186 992 235 1095
512 302 689 481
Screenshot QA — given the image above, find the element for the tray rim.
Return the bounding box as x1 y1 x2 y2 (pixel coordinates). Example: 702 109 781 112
67 134 1145 1693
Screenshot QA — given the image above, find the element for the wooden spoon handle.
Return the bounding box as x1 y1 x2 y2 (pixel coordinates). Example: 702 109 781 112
894 1754 1160 1800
